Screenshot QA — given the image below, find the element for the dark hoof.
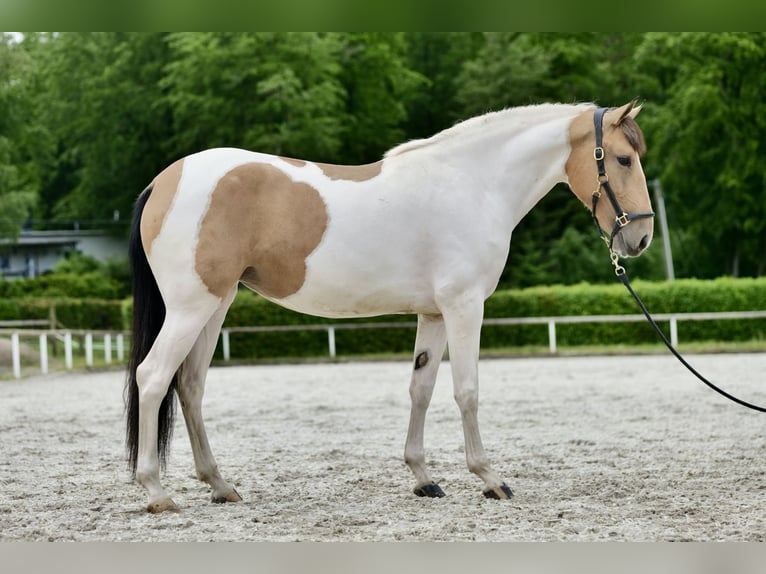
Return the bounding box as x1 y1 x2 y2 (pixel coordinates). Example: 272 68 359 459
483 483 513 500
212 488 243 504
414 482 446 498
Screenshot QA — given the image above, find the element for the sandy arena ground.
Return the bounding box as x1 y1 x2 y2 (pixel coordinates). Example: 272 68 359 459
1 353 765 542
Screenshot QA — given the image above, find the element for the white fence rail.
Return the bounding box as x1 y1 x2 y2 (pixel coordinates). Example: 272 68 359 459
1 328 126 379
3 310 766 378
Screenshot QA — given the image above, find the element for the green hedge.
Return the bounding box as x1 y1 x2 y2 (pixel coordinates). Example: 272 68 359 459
0 298 124 330
0 273 122 299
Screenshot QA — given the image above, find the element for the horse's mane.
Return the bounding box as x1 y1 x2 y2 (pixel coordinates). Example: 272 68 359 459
384 103 593 159
385 102 645 158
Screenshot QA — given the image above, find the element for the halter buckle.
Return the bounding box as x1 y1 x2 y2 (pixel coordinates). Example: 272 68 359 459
616 212 630 227
593 147 605 161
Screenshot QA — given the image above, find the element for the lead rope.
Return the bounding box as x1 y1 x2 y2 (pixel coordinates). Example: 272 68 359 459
606 246 766 413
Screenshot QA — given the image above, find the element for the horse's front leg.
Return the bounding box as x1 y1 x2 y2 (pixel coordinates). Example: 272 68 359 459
404 314 448 498
441 293 513 500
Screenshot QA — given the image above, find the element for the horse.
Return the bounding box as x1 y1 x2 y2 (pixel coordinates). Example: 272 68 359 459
126 99 654 513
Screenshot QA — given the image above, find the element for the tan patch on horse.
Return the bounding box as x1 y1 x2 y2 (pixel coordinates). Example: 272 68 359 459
564 109 596 208
280 156 383 182
280 157 306 168
141 159 184 253
195 163 329 299
316 161 382 181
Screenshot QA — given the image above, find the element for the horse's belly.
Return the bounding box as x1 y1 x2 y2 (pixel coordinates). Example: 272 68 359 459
241 256 437 319
262 278 439 319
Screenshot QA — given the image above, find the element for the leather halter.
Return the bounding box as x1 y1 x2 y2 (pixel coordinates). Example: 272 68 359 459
590 107 654 249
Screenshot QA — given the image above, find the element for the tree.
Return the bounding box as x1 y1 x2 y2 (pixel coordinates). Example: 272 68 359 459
636 33 766 277
0 34 41 241
33 33 173 226
335 33 428 163
402 33 483 140
162 32 348 162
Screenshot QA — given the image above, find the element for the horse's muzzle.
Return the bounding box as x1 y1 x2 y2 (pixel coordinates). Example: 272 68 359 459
614 226 653 258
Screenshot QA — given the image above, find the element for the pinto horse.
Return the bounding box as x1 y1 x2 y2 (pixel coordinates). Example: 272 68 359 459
126 100 654 513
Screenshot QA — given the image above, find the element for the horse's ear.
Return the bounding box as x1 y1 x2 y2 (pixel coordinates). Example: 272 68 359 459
608 98 641 125
627 98 644 120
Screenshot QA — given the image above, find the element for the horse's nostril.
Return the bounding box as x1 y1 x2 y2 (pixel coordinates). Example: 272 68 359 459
638 234 650 251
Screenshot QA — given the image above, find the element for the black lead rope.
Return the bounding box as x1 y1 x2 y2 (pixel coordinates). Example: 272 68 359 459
618 270 766 414
591 106 766 414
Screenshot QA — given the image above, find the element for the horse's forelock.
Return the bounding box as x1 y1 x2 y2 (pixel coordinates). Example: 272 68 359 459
620 116 646 157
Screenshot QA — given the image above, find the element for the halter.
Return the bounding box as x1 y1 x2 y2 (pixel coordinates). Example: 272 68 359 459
590 107 654 255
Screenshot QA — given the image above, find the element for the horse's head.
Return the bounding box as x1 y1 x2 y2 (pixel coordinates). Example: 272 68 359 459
566 100 654 258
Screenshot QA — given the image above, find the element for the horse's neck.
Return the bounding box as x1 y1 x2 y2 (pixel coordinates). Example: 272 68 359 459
423 107 581 228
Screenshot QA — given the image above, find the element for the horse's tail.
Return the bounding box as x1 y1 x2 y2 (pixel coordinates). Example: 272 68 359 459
125 183 178 476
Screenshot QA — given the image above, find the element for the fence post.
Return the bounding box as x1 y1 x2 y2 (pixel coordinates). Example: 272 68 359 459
85 333 93 366
328 327 336 358
12 333 21 379
64 332 73 369
670 317 678 347
548 320 557 354
104 334 112 364
39 333 48 375
116 334 124 362
222 329 230 361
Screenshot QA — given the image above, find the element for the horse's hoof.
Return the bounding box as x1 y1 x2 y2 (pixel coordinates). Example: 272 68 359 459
212 488 243 504
147 498 180 514
414 482 446 498
483 483 513 500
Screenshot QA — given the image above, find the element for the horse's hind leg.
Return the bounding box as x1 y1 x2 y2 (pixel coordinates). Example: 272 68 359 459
176 287 242 504
404 313 448 497
135 300 220 513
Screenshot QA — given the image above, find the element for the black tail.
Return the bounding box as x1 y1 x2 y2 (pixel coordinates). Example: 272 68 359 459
125 184 179 476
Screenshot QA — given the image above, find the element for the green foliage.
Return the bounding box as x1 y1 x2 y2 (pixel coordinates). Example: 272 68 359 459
0 34 40 241
635 33 766 278
335 33 428 163
33 32 173 224
52 252 102 274
0 252 131 299
0 297 123 330
0 272 122 299
162 33 348 161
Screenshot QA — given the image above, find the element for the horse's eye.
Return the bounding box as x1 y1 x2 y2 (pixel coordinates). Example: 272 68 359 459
617 156 632 168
